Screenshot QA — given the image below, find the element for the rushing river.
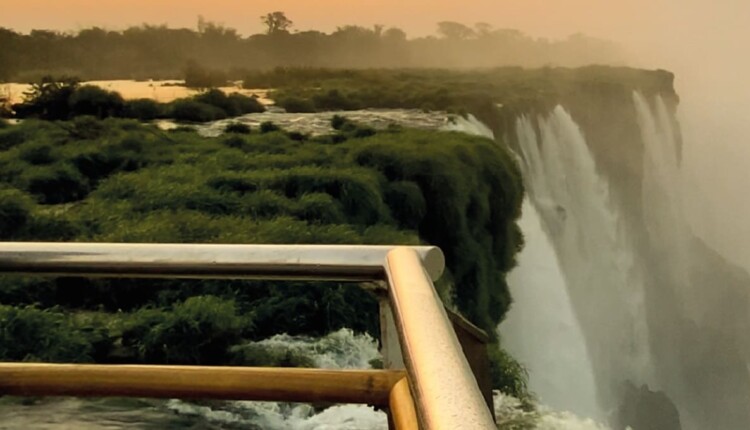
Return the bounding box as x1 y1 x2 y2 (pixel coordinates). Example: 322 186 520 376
0 328 608 430
0 109 617 429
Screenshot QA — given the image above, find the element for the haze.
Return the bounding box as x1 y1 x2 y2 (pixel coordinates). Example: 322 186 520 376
3 0 749 266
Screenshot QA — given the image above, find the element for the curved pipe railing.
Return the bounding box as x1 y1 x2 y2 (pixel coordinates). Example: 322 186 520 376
385 247 497 429
0 243 495 430
0 242 445 282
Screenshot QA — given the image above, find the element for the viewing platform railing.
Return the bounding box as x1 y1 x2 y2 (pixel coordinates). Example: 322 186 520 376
0 243 497 430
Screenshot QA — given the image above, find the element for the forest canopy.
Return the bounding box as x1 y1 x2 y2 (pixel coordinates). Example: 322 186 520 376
0 15 624 82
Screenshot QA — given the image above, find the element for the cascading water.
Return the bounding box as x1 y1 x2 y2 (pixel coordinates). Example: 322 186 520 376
509 107 656 418
0 329 389 430
448 114 615 429
502 199 603 422
630 93 750 430
503 93 750 430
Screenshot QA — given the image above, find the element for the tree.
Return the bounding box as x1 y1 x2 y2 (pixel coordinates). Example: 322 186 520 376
383 27 407 42
474 22 493 37
437 21 475 40
14 76 80 120
261 11 293 34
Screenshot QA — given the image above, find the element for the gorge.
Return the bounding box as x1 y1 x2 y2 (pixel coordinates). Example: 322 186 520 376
495 78 750 430
2 67 749 430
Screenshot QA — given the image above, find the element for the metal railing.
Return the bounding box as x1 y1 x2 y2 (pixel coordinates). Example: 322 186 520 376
0 243 497 430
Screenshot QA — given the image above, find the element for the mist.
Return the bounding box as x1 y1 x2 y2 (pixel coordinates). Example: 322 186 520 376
2 1 750 429
620 1 750 270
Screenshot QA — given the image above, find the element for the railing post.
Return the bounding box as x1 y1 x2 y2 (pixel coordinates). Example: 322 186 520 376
379 293 405 370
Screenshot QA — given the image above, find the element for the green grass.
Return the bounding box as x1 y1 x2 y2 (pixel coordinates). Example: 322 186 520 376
0 117 523 385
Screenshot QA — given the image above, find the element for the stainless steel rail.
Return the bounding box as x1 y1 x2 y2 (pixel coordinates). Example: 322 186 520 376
0 242 496 430
385 247 497 430
0 242 445 282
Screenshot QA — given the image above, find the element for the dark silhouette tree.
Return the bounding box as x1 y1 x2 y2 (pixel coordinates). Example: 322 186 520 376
474 22 493 37
261 12 293 34
383 27 407 42
437 21 475 40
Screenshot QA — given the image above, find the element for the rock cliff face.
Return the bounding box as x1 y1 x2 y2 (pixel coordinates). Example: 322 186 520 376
491 69 750 430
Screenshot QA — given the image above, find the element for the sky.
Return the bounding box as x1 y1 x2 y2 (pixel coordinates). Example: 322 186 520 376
2 1 649 40
1 1 747 71
3 0 750 266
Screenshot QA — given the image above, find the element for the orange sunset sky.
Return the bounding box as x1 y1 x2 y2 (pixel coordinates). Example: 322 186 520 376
2 1 750 265
2 1 650 38
2 1 748 70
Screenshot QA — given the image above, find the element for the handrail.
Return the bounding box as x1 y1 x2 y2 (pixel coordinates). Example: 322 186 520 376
0 242 495 430
0 364 404 406
390 377 420 429
385 247 497 429
0 242 445 282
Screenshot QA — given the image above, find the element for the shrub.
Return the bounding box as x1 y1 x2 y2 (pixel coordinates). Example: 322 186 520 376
0 305 95 362
266 166 389 225
259 121 280 133
222 135 246 149
330 114 348 130
285 131 307 141
312 89 361 110
123 98 162 120
19 213 80 241
249 283 378 338
241 190 296 218
169 99 226 122
293 192 346 224
69 115 108 139
192 89 264 116
488 344 532 405
71 142 146 184
0 188 34 238
137 296 244 365
277 96 316 113
385 181 427 229
229 342 315 368
0 127 30 150
352 125 376 138
224 122 251 134
18 141 58 165
12 76 80 120
21 163 89 204
68 85 124 119
227 93 265 114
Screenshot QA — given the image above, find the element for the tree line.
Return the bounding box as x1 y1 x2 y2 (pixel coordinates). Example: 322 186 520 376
0 12 625 82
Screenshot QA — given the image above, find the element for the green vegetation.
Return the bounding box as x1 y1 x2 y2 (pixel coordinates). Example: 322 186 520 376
246 66 675 132
10 77 264 122
0 115 526 393
0 20 624 82
0 65 678 401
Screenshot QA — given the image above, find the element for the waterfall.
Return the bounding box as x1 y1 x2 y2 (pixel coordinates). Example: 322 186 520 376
505 106 661 428
633 93 691 288
507 94 750 430
503 199 603 421
448 112 614 428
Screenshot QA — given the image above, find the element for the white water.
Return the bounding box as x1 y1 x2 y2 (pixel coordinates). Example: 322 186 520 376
511 107 656 415
165 329 389 430
448 114 615 429
494 392 613 430
158 108 467 138
503 92 750 430
633 93 691 290
503 200 603 421
0 329 389 430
